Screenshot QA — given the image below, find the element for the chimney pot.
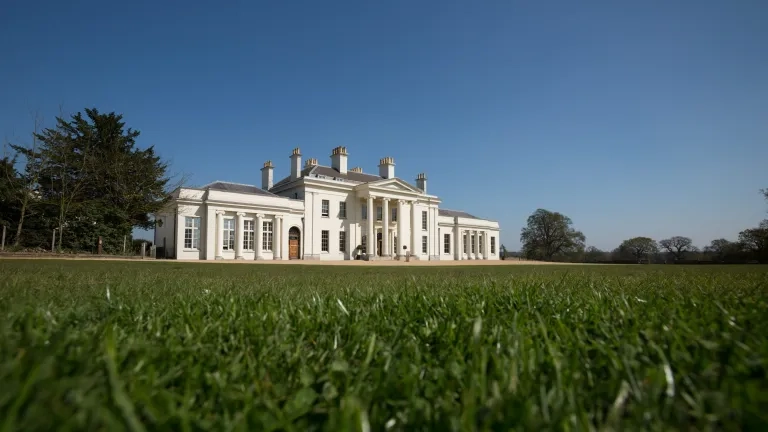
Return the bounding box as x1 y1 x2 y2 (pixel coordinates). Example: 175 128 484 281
416 172 427 193
330 146 348 174
261 160 274 190
378 156 395 179
290 148 302 181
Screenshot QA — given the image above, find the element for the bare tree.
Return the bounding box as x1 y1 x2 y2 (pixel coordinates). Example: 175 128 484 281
658 236 695 261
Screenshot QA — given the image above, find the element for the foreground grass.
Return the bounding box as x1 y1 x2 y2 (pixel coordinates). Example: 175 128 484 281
1 261 767 431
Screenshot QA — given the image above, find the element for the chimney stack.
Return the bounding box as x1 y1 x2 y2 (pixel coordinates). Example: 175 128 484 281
378 157 395 179
349 167 363 173
305 157 318 168
415 172 427 194
290 148 302 181
330 146 348 174
261 160 274 190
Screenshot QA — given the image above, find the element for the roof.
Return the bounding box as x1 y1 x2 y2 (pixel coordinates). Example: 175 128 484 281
271 164 384 189
203 181 279 197
438 209 480 220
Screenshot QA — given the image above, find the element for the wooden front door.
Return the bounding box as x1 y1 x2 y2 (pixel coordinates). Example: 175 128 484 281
376 232 382 256
288 227 300 259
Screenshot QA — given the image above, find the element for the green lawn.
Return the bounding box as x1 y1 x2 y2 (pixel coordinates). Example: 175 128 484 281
1 260 767 431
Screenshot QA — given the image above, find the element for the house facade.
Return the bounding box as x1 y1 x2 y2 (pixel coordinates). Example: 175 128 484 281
154 146 500 261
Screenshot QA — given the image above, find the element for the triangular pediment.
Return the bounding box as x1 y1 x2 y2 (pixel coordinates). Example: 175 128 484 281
367 178 423 194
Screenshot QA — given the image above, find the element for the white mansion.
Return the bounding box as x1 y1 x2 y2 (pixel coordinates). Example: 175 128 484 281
154 146 500 261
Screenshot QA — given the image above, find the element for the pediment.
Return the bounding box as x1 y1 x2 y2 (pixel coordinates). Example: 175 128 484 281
367 178 422 194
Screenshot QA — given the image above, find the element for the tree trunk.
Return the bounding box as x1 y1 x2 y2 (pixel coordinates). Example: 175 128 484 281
13 194 29 247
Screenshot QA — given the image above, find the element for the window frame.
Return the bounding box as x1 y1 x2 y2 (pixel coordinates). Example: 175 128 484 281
184 216 200 250
422 235 428 254
262 221 273 251
391 207 397 222
491 236 496 254
421 210 427 230
339 231 346 253
243 219 255 251
444 233 450 254
321 199 330 217
321 230 329 252
222 218 235 251
339 201 347 219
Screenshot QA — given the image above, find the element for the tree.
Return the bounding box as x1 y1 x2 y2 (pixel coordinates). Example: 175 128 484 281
738 221 768 260
4 113 46 247
584 246 605 262
500 244 507 259
0 153 22 231
703 238 737 262
16 108 174 252
520 209 586 261
658 236 695 261
618 237 658 262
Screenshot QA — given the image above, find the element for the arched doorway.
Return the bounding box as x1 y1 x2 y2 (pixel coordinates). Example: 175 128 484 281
288 227 301 259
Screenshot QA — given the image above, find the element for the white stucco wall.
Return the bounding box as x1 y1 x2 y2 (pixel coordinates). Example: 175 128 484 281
301 187 358 260
161 186 304 261
157 176 500 262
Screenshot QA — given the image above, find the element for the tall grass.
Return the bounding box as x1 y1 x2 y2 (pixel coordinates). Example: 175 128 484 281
1 261 767 431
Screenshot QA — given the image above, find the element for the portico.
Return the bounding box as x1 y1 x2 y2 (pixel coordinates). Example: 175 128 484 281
357 177 438 260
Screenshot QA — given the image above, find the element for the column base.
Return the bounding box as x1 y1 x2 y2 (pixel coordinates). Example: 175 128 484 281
428 255 440 261
304 254 321 260
255 256 267 260
380 254 392 260
215 255 224 260
235 255 244 260
273 256 282 260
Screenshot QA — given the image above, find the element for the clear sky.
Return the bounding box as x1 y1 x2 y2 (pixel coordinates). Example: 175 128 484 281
2 0 766 250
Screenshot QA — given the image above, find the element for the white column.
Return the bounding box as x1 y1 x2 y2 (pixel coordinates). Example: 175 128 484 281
396 200 405 259
367 195 374 257
235 212 245 259
255 213 264 260
474 230 480 259
454 224 461 260
410 202 418 257
483 231 489 260
274 216 282 260
215 211 224 260
382 198 389 258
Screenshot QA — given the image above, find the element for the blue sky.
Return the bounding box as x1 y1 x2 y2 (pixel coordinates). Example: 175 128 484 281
2 0 766 250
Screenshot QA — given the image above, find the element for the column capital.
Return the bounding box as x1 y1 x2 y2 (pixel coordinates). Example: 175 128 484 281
255 213 264 218
236 212 246 217
215 210 225 215
275 215 283 220
369 195 377 200
397 199 407 205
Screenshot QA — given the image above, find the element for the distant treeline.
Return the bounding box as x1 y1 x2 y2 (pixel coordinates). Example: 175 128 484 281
503 192 768 264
